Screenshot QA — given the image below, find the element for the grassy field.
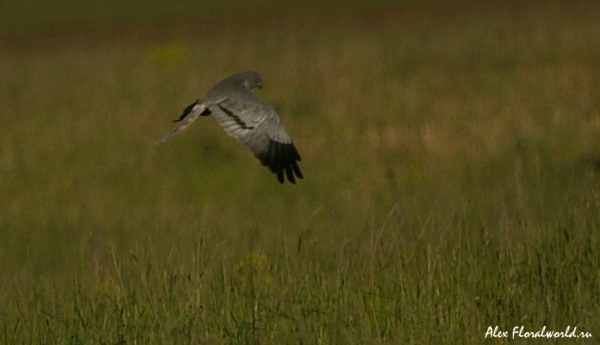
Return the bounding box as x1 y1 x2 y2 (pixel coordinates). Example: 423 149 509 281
1 0 600 343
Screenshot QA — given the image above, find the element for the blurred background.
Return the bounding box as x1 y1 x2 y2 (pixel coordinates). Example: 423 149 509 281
1 0 599 343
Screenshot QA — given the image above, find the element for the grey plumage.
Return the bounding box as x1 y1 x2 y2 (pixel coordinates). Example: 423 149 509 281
156 71 303 184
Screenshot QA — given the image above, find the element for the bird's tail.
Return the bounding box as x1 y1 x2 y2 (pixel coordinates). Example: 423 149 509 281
155 102 206 145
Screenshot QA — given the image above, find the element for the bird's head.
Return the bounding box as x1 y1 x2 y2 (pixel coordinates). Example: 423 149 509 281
241 71 262 90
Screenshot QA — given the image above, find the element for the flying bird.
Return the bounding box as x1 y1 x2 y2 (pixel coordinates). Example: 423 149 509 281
156 71 303 184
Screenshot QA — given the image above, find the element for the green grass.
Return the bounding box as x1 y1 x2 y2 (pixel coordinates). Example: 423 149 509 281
1 1 600 343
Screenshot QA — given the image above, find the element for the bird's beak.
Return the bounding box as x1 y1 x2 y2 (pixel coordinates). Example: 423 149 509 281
258 82 262 90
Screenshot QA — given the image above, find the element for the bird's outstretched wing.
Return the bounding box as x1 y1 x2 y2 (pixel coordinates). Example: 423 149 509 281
206 88 303 184
155 101 207 146
155 71 303 184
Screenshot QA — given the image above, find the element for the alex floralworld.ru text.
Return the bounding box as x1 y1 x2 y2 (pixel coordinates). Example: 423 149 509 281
485 326 592 339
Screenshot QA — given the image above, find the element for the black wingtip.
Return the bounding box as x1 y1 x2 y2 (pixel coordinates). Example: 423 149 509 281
258 140 303 184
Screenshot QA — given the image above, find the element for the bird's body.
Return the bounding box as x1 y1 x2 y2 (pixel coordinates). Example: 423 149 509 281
156 71 303 184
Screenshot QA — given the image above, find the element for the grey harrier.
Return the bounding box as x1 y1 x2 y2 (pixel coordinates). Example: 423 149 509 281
156 71 303 184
